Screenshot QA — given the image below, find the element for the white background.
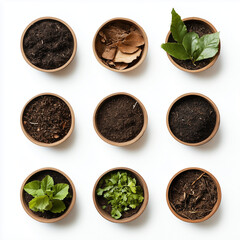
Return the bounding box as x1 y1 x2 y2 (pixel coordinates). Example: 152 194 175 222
0 0 239 239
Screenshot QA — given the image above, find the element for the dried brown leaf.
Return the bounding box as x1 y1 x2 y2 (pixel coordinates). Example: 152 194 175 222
114 49 142 63
102 46 117 60
123 31 145 47
117 42 139 54
104 25 128 43
114 62 128 70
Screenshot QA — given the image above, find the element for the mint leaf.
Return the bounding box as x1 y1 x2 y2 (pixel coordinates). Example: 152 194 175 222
52 183 69 200
24 180 44 197
41 175 54 193
170 8 187 43
29 195 50 212
161 43 190 60
196 32 220 61
51 199 66 213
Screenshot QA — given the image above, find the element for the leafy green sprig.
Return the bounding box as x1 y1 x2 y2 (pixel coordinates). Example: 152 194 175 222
161 9 220 65
96 171 144 220
24 175 71 213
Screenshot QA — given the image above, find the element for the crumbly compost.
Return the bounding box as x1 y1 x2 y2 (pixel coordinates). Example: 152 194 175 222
22 95 72 144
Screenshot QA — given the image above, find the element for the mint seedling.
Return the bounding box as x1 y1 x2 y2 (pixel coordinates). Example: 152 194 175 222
96 171 144 220
24 175 71 213
161 9 220 65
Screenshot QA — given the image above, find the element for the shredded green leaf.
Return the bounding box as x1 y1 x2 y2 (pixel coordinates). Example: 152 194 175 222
96 171 144 220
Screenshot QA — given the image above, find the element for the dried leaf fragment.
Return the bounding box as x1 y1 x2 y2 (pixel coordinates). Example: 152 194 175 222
99 31 107 43
102 46 117 60
114 62 128 70
117 42 139 54
114 49 142 63
123 31 145 47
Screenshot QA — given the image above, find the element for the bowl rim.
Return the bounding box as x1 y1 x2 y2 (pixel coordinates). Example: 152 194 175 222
92 167 149 223
20 167 76 223
166 92 220 146
20 16 77 72
166 167 221 223
165 17 220 73
92 17 148 73
20 92 75 147
93 92 148 146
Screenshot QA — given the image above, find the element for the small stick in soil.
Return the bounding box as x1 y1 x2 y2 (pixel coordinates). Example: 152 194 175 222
29 122 38 125
191 172 205 185
133 102 138 109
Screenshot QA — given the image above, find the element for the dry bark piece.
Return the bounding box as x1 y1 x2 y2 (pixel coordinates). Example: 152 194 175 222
102 46 117 60
117 42 139 54
123 31 145 47
105 25 129 43
114 49 142 63
114 62 128 70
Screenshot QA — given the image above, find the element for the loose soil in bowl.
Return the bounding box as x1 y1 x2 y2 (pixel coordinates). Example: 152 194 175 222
95 21 145 70
23 170 73 219
168 170 218 220
96 170 143 219
169 95 216 143
96 95 144 143
168 20 216 70
23 19 74 70
22 95 71 144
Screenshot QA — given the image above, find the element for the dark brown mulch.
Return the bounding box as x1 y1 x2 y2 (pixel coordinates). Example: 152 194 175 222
168 169 218 220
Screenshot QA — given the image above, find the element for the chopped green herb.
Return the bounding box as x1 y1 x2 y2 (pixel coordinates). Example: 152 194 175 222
161 8 220 65
24 175 71 213
97 171 144 220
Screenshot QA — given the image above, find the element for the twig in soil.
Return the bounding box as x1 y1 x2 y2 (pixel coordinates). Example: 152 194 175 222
133 102 138 109
29 122 38 125
191 172 205 185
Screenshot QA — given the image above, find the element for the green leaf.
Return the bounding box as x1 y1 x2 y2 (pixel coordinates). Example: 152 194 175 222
24 180 44 197
111 208 122 220
170 8 187 43
128 181 136 193
161 43 190 60
96 171 144 220
51 199 66 213
41 175 54 193
52 183 69 200
196 32 220 61
29 195 50 212
182 32 200 61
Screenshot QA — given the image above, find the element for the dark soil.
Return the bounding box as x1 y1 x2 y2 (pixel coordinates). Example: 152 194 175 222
169 95 216 143
23 19 74 70
96 95 144 143
96 170 143 219
23 170 73 219
168 170 218 220
168 20 215 70
22 95 72 144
